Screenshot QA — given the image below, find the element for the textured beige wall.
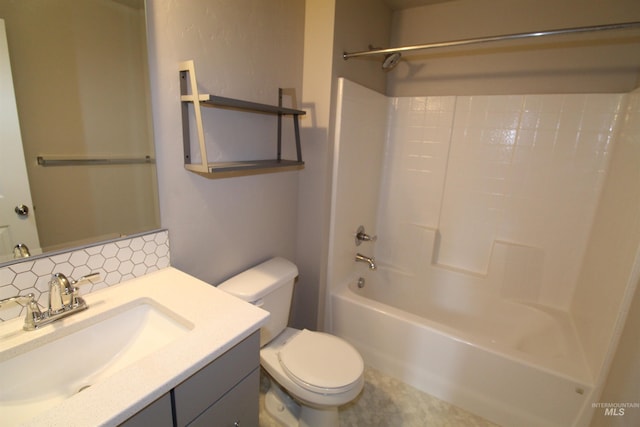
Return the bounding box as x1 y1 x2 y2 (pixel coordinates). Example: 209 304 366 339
147 0 304 287
333 0 392 94
294 0 392 330
292 0 336 330
386 0 640 95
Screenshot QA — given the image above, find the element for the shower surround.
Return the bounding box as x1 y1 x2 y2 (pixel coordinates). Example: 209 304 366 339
327 78 640 426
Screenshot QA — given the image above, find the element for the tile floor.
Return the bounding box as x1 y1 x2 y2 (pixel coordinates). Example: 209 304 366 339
259 366 499 427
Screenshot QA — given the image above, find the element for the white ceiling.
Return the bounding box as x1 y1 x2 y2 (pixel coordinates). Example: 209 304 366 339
384 0 455 10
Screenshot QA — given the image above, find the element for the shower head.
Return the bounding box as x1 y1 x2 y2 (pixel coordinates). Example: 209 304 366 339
382 52 401 70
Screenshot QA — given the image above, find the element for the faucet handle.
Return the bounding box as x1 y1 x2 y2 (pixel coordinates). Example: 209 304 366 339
355 225 377 246
68 273 100 305
69 272 101 286
0 293 43 330
0 293 36 307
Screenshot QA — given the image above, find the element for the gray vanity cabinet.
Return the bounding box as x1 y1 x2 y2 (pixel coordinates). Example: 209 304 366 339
174 331 260 426
121 331 260 427
121 393 174 427
187 368 259 426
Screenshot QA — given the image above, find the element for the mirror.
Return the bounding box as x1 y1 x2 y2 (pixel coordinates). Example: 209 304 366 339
0 0 160 265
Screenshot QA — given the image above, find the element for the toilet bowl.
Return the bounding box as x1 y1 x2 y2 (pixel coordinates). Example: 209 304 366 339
263 327 364 405
217 257 364 426
261 328 364 427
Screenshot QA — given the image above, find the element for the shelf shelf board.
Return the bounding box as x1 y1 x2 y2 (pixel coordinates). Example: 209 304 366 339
185 159 304 176
181 94 305 116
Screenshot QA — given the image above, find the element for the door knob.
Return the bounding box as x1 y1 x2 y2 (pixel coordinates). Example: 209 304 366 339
14 205 29 217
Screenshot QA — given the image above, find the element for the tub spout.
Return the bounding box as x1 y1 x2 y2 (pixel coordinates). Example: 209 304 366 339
355 253 377 270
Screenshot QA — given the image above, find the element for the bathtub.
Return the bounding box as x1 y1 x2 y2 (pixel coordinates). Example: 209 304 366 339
330 270 594 427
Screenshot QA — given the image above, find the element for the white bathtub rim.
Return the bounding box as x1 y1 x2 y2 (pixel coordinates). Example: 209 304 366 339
354 330 592 427
331 284 594 427
359 270 572 357
354 338 584 427
332 279 593 387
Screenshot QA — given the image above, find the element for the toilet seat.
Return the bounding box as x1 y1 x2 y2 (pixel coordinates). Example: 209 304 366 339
278 329 364 395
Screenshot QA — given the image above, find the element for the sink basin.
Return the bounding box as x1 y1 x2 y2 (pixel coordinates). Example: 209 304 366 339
0 267 269 426
0 299 192 425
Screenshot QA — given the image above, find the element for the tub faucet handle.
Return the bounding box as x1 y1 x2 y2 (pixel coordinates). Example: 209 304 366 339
355 225 377 246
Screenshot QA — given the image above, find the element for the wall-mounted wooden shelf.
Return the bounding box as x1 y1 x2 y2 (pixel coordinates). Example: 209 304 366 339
179 60 305 176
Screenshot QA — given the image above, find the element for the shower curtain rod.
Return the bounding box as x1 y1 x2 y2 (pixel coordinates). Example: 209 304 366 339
343 21 640 60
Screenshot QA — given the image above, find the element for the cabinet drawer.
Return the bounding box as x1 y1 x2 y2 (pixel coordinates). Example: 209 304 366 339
120 393 173 427
174 331 259 426
187 368 259 427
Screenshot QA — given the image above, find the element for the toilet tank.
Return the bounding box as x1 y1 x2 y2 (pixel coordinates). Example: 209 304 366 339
217 257 298 347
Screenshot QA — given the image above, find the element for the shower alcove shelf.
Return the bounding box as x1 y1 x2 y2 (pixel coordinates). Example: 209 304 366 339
179 60 305 176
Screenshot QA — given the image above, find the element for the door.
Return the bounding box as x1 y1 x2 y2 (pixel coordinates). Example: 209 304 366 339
0 19 41 262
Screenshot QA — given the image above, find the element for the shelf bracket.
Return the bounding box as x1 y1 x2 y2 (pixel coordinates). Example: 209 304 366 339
179 60 209 171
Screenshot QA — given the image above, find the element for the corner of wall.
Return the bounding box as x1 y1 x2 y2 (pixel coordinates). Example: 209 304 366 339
570 89 640 385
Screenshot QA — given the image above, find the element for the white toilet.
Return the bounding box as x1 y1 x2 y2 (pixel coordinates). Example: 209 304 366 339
218 257 364 427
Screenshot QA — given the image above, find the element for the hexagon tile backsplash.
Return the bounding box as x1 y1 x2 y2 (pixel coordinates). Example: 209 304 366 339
0 230 170 322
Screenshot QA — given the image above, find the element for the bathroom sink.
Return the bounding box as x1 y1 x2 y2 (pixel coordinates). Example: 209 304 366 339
0 267 268 426
0 299 192 425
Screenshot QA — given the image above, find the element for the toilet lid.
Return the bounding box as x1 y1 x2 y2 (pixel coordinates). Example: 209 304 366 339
278 329 363 394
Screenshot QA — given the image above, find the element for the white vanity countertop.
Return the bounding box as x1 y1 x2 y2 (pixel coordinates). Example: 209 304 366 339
0 267 269 426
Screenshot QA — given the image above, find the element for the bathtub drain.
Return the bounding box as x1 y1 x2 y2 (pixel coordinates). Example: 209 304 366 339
357 277 365 288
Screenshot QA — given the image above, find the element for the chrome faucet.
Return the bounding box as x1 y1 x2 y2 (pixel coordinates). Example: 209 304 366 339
48 272 98 314
355 253 377 270
0 272 99 331
13 243 31 259
49 272 79 313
